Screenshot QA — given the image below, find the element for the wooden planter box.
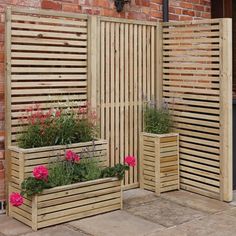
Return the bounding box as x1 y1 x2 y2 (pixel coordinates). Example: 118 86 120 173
140 132 179 195
9 177 122 230
8 140 108 187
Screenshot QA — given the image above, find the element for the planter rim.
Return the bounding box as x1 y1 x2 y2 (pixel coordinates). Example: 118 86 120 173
141 132 178 138
27 177 120 196
8 139 107 153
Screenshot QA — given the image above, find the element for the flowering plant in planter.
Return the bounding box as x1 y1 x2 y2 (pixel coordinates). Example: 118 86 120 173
10 150 136 202
18 103 97 148
140 100 179 195
144 101 172 135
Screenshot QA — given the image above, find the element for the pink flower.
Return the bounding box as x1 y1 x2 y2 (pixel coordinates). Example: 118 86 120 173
65 150 80 162
10 192 24 207
124 156 136 167
33 165 49 180
79 107 87 114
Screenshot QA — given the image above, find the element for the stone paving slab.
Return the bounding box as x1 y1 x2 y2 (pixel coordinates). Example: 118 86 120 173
0 215 32 236
21 225 88 236
223 207 236 218
69 210 165 236
126 197 208 227
123 188 158 209
146 212 236 236
161 190 232 214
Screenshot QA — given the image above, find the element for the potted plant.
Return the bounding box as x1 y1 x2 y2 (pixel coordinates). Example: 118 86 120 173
140 101 179 195
8 103 108 187
9 149 136 230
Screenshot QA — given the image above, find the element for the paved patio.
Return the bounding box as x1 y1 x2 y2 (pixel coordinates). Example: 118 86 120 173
1 189 236 236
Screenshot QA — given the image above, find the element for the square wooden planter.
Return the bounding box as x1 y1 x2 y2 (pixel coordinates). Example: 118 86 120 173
9 177 122 230
140 132 179 195
8 140 108 187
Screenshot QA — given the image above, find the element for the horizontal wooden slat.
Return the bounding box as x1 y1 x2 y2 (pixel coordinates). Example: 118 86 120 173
12 30 87 40
12 14 87 26
12 37 87 46
12 22 87 33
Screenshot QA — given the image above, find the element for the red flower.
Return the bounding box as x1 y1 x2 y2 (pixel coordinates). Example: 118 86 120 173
65 150 80 162
33 165 49 180
10 192 24 207
124 156 136 167
55 110 61 117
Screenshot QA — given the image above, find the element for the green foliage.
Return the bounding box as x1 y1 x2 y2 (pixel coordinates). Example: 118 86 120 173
75 118 97 142
53 112 79 146
101 164 129 180
18 107 96 149
19 112 78 148
21 177 50 197
144 104 172 134
73 158 102 182
48 161 74 188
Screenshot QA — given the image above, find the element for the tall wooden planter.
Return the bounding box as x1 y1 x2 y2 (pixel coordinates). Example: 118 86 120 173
9 177 122 230
140 132 179 195
8 140 108 187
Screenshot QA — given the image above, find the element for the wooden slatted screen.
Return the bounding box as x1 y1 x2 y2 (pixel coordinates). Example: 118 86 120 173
162 19 232 201
97 18 161 188
6 8 232 195
5 7 88 146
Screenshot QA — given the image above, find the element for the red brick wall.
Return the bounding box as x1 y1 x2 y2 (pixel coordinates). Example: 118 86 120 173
0 0 211 201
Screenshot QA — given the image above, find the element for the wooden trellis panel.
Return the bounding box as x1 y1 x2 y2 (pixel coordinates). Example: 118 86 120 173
97 18 161 188
5 7 89 146
162 19 232 201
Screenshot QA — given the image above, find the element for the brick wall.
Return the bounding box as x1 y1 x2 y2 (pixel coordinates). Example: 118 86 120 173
0 0 211 202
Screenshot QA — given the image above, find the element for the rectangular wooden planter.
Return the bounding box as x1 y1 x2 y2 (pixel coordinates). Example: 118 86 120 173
8 140 108 187
9 177 122 230
140 132 179 195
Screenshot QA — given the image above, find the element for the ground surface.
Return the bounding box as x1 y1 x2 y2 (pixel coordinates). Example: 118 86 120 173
1 189 236 236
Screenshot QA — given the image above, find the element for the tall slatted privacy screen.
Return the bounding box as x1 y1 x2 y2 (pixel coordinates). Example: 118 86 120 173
5 8 88 146
5 7 232 197
162 19 232 201
97 18 161 188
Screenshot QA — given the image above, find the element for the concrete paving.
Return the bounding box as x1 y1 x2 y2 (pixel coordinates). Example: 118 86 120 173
0 189 235 236
69 211 165 236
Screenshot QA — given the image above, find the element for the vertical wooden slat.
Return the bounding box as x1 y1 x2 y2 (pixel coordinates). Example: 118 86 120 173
124 24 129 185
139 134 144 189
138 25 143 186
155 138 161 196
147 26 151 101
156 22 163 107
100 22 105 138
105 22 110 165
133 24 138 183
32 196 38 231
5 7 12 214
115 23 120 165
110 22 115 167
119 24 124 169
151 26 155 100
88 16 99 111
129 24 134 184
219 18 233 202
142 26 147 100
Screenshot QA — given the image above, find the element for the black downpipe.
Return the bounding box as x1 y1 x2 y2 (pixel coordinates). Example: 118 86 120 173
163 0 169 22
